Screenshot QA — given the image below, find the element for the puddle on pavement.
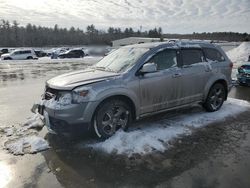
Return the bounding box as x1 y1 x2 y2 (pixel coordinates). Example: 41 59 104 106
40 110 250 187
0 58 99 82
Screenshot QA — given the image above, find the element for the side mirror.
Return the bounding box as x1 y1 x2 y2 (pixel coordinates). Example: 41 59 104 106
140 62 157 74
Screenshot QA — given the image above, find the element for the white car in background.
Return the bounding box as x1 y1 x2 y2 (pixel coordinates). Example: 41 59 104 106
1 49 37 60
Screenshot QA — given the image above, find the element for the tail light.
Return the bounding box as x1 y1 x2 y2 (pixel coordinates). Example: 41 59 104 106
229 62 233 69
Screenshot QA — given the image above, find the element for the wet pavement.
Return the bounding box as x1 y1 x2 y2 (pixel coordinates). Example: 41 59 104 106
0 59 250 188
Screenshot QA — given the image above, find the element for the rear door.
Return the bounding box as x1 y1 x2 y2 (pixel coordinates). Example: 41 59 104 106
203 47 232 83
23 50 31 59
139 49 182 114
176 48 212 104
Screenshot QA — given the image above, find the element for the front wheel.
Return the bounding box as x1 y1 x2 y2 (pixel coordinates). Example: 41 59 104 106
93 99 131 139
203 83 226 112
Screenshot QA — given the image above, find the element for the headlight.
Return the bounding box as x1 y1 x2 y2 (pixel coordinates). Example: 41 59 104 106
72 86 96 103
57 92 72 106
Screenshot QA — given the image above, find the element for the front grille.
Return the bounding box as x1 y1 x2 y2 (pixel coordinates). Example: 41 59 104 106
44 86 59 100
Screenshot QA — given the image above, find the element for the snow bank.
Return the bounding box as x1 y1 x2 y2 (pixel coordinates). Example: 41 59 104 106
89 98 250 156
23 113 44 129
1 114 49 155
4 136 49 155
226 42 250 63
2 127 15 137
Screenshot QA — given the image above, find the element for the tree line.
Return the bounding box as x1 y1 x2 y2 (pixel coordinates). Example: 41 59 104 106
0 20 249 47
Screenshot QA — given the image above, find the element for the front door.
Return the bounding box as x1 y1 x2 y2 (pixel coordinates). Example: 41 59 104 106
139 49 181 115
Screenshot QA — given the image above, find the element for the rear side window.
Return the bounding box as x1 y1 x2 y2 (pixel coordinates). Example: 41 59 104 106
203 48 225 62
181 49 204 66
13 51 20 55
20 50 31 54
149 49 177 70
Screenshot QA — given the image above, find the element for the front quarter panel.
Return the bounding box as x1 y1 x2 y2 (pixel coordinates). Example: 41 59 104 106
82 75 140 119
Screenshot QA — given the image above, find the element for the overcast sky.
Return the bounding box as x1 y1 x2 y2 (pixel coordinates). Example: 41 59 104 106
0 0 249 33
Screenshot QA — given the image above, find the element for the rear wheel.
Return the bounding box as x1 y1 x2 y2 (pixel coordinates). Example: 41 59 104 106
94 99 131 139
203 83 226 112
27 56 33 59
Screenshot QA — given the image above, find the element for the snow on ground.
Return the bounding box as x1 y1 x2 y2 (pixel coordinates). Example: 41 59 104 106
89 98 250 156
226 42 250 63
4 135 49 155
1 113 49 155
23 113 44 129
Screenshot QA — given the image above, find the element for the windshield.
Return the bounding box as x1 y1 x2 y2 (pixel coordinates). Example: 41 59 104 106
242 64 250 70
93 47 148 73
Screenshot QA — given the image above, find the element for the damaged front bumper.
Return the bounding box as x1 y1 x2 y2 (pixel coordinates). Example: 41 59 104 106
31 101 56 134
31 99 98 134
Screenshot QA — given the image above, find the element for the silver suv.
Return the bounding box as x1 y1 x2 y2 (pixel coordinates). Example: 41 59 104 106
37 41 233 139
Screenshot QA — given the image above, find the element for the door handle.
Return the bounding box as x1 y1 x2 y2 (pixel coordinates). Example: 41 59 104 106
205 64 212 72
172 73 182 78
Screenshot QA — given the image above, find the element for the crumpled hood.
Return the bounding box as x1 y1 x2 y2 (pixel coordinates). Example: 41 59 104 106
46 68 119 90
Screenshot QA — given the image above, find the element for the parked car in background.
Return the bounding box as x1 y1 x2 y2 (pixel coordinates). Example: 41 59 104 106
0 48 9 56
50 48 68 59
1 49 37 60
36 41 232 139
34 50 47 57
237 63 250 86
58 49 85 58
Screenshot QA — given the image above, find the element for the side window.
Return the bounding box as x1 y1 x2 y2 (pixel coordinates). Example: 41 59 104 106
149 50 177 70
13 51 20 55
20 51 26 54
181 49 204 66
24 50 31 54
203 48 225 62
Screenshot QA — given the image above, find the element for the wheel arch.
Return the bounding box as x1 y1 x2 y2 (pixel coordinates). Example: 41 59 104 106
27 56 33 59
92 95 137 122
204 78 228 101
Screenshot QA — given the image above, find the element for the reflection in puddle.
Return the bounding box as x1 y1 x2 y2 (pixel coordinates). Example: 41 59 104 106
0 162 12 188
0 57 100 83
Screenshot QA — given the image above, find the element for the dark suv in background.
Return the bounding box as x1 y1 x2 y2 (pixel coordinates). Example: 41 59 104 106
58 49 85 58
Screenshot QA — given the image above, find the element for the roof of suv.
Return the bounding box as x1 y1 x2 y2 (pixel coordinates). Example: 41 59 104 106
123 40 216 50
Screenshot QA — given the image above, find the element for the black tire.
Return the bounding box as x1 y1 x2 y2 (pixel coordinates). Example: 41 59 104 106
203 83 226 112
93 99 131 139
4 57 12 60
238 82 246 86
27 56 33 59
